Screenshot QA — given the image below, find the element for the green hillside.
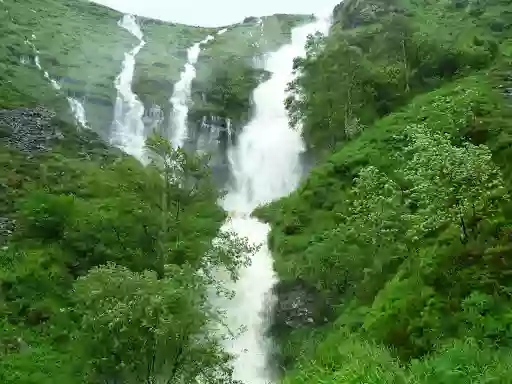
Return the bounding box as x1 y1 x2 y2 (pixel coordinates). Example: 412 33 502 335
6 0 512 380
255 0 512 381
191 13 314 130
1 0 311 137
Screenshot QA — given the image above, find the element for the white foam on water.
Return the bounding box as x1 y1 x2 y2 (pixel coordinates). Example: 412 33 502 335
217 14 331 384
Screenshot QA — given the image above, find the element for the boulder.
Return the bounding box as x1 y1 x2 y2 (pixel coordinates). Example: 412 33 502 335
270 279 332 335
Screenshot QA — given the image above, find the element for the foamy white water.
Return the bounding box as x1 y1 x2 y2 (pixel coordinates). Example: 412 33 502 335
169 35 214 148
111 15 147 160
219 15 331 384
68 97 89 129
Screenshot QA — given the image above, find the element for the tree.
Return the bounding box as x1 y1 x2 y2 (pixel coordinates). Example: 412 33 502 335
286 31 374 151
73 263 241 384
335 166 409 300
144 133 253 279
145 134 204 277
295 166 409 300
379 14 416 93
401 124 507 242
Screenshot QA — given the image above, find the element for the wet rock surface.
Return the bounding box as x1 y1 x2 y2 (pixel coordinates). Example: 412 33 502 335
270 279 332 333
496 72 512 98
0 106 59 152
0 217 16 245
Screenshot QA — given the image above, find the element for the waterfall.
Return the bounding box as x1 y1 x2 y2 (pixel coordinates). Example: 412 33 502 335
169 26 233 149
26 37 89 129
110 14 147 160
169 35 214 148
68 98 88 129
217 16 331 384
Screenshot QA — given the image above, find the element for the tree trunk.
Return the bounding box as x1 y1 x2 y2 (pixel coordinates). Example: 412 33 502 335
401 37 410 93
156 169 169 279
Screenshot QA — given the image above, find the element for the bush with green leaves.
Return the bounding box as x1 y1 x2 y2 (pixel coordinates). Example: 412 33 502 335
257 0 512 375
0 128 252 382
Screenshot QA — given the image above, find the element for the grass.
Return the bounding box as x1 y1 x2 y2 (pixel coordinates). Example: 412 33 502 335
2 0 314 140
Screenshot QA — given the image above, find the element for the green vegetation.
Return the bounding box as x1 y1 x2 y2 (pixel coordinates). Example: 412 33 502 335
133 18 217 114
2 0 311 139
190 14 315 135
7 0 512 380
255 0 512 381
0 2 314 380
0 107 253 382
133 13 313 136
1 0 133 131
286 0 509 155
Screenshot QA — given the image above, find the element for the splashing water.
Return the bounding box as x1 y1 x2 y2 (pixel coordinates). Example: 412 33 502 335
111 14 147 160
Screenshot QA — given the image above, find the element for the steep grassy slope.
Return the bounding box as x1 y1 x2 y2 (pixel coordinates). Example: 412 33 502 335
132 18 216 113
134 13 314 144
188 14 314 183
255 0 512 380
2 0 213 133
2 0 311 139
191 14 314 128
1 0 133 132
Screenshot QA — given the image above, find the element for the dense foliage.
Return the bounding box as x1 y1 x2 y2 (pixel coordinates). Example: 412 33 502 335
0 110 252 383
286 0 509 155
256 0 512 381
4 0 512 381
0 2 313 381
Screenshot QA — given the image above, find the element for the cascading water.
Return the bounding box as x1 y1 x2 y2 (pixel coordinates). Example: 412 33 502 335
27 36 89 129
218 15 331 384
169 34 214 148
67 98 88 129
111 14 147 160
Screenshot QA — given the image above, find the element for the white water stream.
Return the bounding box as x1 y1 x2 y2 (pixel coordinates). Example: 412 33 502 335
27 36 89 129
110 14 147 159
169 34 214 148
67 98 88 128
219 16 331 384
105 12 331 383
